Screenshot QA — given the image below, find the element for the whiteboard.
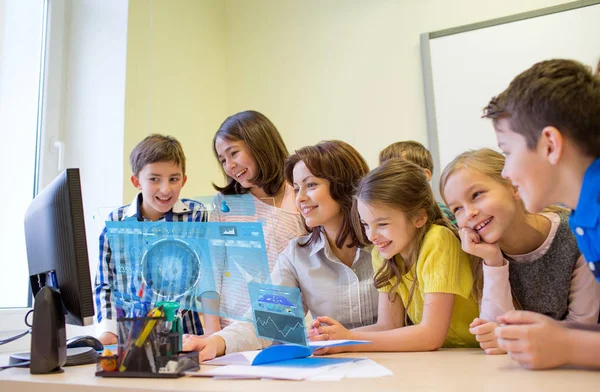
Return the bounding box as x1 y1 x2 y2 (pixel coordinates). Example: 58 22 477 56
421 1 600 194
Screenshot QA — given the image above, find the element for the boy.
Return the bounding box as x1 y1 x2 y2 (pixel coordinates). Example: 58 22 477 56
483 59 600 369
94 134 217 344
379 140 456 225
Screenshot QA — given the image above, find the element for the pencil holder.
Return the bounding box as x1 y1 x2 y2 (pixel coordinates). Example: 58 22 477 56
95 315 198 378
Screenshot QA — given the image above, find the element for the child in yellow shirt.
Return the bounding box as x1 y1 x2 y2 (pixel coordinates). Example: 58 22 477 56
309 159 480 352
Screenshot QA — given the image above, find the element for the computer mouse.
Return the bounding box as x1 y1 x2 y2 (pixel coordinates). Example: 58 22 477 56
66 335 104 351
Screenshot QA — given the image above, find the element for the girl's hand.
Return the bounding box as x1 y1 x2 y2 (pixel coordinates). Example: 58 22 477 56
309 316 355 341
459 227 503 266
307 318 328 341
312 345 346 356
469 318 506 355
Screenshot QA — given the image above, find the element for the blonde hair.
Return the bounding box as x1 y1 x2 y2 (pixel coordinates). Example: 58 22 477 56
439 148 567 215
439 148 569 310
352 159 482 316
378 140 434 173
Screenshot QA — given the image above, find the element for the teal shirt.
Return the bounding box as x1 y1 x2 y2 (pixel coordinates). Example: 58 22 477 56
438 201 457 226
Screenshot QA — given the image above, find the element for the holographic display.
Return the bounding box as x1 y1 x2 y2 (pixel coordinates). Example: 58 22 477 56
105 221 270 322
248 282 307 346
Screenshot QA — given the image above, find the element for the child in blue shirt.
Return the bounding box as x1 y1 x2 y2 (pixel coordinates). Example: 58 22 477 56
483 59 600 370
94 134 212 344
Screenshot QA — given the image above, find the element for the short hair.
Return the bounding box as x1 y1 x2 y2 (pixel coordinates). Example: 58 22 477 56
483 59 600 157
378 140 434 173
212 110 289 196
129 134 186 176
284 140 370 250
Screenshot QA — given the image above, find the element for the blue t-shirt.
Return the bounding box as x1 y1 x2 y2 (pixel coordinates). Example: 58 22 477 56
569 157 600 283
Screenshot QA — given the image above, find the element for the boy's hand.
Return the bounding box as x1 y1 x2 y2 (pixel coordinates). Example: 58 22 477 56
98 332 117 345
495 311 570 369
309 316 354 341
182 334 225 362
459 228 503 266
469 318 506 355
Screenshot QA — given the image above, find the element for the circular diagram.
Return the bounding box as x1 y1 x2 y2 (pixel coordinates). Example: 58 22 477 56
141 238 201 300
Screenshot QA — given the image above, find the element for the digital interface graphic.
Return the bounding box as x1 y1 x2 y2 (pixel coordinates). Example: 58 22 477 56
254 310 306 346
196 193 282 275
105 221 270 322
248 282 307 346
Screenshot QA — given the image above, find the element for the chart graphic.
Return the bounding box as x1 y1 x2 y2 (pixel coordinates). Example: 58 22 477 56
254 310 306 345
248 282 306 345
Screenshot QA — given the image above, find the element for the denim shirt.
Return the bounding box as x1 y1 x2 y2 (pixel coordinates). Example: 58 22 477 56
569 158 600 283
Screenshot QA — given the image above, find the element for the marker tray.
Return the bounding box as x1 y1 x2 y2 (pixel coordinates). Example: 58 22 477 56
95 316 198 378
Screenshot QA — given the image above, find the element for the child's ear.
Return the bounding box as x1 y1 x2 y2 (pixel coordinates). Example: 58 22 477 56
539 126 564 165
413 209 428 228
182 175 188 187
423 168 432 181
511 185 521 201
131 175 142 190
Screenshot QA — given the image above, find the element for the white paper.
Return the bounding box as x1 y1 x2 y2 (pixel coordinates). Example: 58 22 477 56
306 359 393 381
200 365 325 380
203 351 260 366
308 339 370 348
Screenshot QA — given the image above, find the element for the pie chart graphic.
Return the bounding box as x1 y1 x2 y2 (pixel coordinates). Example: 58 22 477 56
141 238 201 300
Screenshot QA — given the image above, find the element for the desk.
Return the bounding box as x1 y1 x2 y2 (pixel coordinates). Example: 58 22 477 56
1 350 599 392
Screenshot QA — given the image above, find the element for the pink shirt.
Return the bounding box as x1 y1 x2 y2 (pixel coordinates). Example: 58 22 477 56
210 184 306 270
480 212 600 323
210 184 307 327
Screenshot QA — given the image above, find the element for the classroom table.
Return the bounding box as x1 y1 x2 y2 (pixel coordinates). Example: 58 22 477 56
1 349 599 391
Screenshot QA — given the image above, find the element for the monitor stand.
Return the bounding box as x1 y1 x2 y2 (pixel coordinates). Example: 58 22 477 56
9 286 67 374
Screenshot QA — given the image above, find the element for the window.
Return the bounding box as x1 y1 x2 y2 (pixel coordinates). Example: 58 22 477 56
0 0 48 308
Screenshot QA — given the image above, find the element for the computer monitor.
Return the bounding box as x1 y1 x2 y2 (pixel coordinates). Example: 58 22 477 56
22 168 95 374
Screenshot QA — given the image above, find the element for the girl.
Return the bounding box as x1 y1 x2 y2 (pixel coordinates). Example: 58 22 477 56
440 148 600 354
183 140 378 360
212 110 306 268
207 111 307 333
310 159 480 352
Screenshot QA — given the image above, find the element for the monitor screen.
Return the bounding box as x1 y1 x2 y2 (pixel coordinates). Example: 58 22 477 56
24 168 94 326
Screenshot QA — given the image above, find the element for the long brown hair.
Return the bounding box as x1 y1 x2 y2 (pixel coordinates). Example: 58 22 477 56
212 110 289 196
284 140 370 249
353 159 479 311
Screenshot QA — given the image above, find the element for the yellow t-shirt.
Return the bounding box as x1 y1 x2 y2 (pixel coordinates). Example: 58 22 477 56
371 224 479 348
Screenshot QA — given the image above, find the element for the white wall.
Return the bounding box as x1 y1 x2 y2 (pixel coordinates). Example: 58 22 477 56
58 0 129 338
222 0 573 169
123 0 229 202
124 0 573 195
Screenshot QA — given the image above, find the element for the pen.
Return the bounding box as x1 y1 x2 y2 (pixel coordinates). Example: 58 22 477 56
119 305 164 372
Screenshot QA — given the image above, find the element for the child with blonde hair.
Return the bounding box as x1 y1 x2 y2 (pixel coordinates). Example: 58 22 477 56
440 148 600 355
309 159 480 352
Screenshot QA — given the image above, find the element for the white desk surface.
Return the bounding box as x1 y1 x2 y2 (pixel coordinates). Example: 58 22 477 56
1 349 599 392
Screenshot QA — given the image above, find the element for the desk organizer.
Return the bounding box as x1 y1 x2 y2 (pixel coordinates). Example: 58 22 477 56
95 315 199 378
